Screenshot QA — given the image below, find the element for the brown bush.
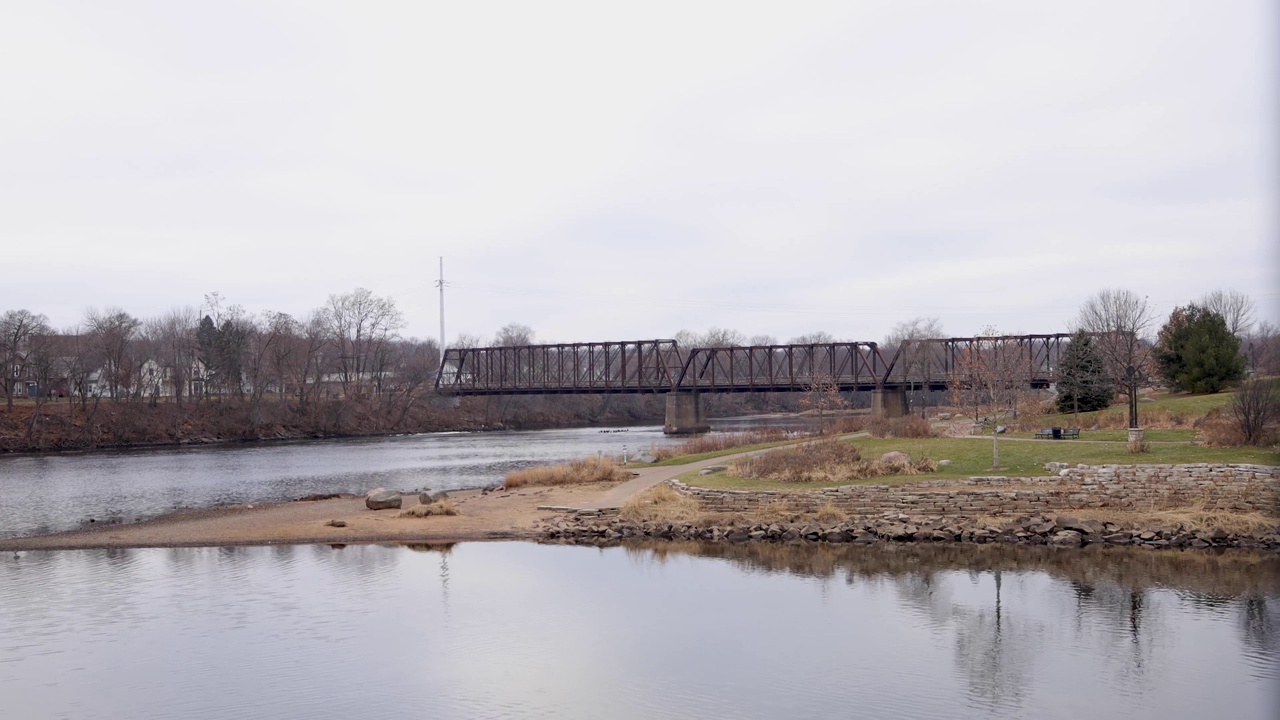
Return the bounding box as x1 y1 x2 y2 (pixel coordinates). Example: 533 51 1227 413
866 415 937 438
729 440 936 484
649 428 794 461
503 456 630 489
1199 410 1248 447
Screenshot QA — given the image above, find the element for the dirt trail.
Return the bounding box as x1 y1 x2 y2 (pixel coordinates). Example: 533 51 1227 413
2 438 846 551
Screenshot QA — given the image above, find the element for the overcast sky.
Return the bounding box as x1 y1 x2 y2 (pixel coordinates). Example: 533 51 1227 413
2 0 1276 346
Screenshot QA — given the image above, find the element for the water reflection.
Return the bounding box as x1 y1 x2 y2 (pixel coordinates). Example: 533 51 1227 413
1 542 1276 720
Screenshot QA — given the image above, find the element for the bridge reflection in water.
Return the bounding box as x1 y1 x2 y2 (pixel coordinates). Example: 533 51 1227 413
435 334 1072 433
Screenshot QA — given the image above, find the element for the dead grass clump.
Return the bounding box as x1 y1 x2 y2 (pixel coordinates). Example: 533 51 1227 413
1128 438 1150 454
399 499 459 517
1069 502 1278 536
650 428 793 461
730 440 937 483
866 415 938 439
503 456 630 489
815 502 848 524
620 484 703 524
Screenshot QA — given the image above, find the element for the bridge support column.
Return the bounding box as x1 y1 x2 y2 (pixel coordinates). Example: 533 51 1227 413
664 392 709 435
871 387 907 419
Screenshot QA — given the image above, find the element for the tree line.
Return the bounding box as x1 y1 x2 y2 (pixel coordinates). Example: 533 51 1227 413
0 286 1275 450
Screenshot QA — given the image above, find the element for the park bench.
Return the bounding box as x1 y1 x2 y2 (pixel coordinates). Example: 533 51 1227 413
1035 427 1081 440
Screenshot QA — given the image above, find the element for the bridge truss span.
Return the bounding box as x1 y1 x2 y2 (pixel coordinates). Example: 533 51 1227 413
436 340 683 396
434 333 1077 397
676 343 891 393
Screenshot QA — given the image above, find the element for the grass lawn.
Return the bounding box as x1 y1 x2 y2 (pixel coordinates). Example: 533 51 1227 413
1020 390 1236 431
1003 429 1197 442
683 435 1279 491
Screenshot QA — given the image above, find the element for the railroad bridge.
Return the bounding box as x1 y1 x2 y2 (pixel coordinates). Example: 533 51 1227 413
435 335 1071 433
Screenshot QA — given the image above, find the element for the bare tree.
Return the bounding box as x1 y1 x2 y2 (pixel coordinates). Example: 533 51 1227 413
1075 289 1157 429
494 323 535 347
1199 289 1256 337
324 288 405 398
883 317 945 415
0 309 52 409
1243 321 1279 376
84 307 141 401
950 332 1034 468
787 331 836 345
1230 378 1279 446
151 307 199 406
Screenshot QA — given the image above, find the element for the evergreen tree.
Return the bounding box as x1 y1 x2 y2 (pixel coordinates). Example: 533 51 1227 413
1156 305 1245 393
1056 330 1114 413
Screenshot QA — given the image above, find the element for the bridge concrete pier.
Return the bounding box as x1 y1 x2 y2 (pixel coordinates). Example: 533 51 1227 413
871 387 907 419
664 392 709 435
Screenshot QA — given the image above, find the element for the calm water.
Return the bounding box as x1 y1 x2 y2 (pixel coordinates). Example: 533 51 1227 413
0 417 811 540
1 542 1276 719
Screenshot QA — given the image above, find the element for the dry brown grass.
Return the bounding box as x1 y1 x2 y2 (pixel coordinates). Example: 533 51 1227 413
650 428 794 461
398 499 459 517
620 484 703 523
866 415 938 439
815 502 848 524
729 440 937 483
503 457 630 489
975 499 1278 535
1128 438 1150 454
1073 504 1277 535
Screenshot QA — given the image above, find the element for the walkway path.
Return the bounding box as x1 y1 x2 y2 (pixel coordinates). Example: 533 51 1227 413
552 432 870 512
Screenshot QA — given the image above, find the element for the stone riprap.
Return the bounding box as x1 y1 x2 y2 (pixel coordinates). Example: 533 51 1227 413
538 463 1279 551
674 463 1278 517
539 513 1280 550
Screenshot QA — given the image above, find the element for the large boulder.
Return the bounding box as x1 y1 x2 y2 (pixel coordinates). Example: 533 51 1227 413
366 489 402 510
879 451 911 465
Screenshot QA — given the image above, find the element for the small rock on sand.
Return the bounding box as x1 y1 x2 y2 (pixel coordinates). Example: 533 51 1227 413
326 519 348 527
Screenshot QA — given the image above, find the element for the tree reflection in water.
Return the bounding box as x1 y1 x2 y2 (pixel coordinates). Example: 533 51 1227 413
620 540 1279 707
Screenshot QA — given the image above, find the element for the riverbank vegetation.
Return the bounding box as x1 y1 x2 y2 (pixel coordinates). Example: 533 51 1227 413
503 456 630 489
687 436 1278 490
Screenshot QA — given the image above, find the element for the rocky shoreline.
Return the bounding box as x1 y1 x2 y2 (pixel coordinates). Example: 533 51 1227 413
538 511 1280 550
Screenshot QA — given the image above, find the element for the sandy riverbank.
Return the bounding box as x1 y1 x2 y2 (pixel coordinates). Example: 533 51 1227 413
0 484 599 551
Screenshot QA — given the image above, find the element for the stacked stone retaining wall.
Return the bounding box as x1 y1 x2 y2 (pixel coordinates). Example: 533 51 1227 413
672 463 1279 518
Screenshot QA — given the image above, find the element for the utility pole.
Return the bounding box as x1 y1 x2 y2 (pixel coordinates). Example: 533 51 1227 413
436 257 447 363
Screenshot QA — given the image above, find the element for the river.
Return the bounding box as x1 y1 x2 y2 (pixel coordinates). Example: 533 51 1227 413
0 417 811 540
1 542 1276 719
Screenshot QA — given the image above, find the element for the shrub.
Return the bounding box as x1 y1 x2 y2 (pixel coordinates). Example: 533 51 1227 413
822 415 868 435
866 415 937 438
649 428 793 461
1230 378 1280 446
503 456 630 489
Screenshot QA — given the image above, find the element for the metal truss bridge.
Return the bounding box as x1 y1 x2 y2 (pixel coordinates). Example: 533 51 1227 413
435 335 1071 432
435 334 1071 395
